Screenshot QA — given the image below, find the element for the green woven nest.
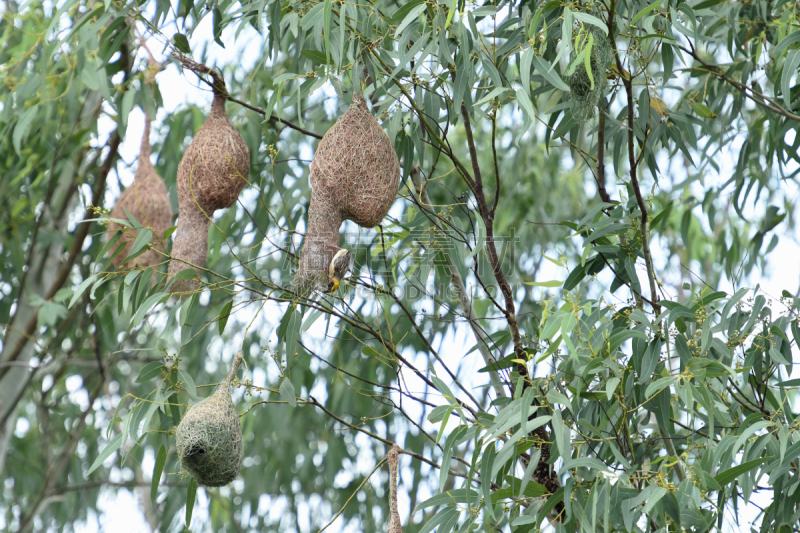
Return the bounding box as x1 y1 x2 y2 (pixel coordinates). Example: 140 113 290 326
176 352 244 487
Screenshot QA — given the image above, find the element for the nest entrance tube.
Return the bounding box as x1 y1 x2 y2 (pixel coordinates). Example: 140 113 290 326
387 444 403 533
293 97 401 291
176 352 244 487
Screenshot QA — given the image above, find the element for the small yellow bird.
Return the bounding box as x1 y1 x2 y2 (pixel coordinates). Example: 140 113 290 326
326 245 352 293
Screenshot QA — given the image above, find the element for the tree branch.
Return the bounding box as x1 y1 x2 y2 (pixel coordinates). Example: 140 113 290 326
173 53 323 139
679 45 800 122
595 101 612 203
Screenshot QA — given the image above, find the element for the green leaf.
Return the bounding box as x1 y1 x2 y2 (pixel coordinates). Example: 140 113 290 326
774 31 800 59
167 268 198 289
533 55 569 92
218 300 233 335
692 102 717 118
173 33 191 54
491 478 547 502
714 457 772 486
130 292 168 328
521 47 534 94
572 11 606 30
212 6 225 47
465 330 511 356
481 443 497 519
69 275 97 308
606 377 620 400
301 49 330 64
517 448 541 499
178 368 197 398
280 378 297 407
439 425 469 492
552 409 567 459
537 487 564 523
323 0 332 66
413 488 480 513
541 311 567 340
560 457 610 474
124 228 153 263
477 354 518 373
563 262 587 291
390 0 425 23
136 361 165 383
546 390 573 413
782 50 800 109
631 2 661 25
118 87 135 133
418 507 459 533
394 3 427 38
300 2 325 30
524 279 564 287
515 87 536 146
645 376 675 399
642 486 667 514
13 105 39 155
151 445 167 501
185 477 197 527
86 432 124 475
467 216 486 258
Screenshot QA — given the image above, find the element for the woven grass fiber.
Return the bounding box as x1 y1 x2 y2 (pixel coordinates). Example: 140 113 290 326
176 351 244 487
294 96 400 291
168 87 250 294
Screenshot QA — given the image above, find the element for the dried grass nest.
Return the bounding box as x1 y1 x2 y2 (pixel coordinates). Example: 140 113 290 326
176 351 244 487
107 113 172 270
294 96 401 290
168 78 250 294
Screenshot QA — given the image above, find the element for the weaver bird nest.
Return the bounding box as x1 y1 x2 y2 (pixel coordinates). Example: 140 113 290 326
176 351 244 487
168 67 250 294
108 106 171 270
567 25 613 122
293 96 400 291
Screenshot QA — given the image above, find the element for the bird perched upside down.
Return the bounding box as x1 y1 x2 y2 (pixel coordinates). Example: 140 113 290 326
326 245 352 293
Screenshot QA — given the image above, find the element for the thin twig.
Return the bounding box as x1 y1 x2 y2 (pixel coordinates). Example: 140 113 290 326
318 456 387 532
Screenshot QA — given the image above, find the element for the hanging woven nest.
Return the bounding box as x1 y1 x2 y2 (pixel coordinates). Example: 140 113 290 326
293 96 400 291
176 351 244 487
167 68 250 294
108 103 172 270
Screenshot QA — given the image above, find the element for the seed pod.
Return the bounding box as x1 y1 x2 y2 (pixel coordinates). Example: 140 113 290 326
176 351 244 487
294 97 400 290
108 113 172 270
168 87 250 293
